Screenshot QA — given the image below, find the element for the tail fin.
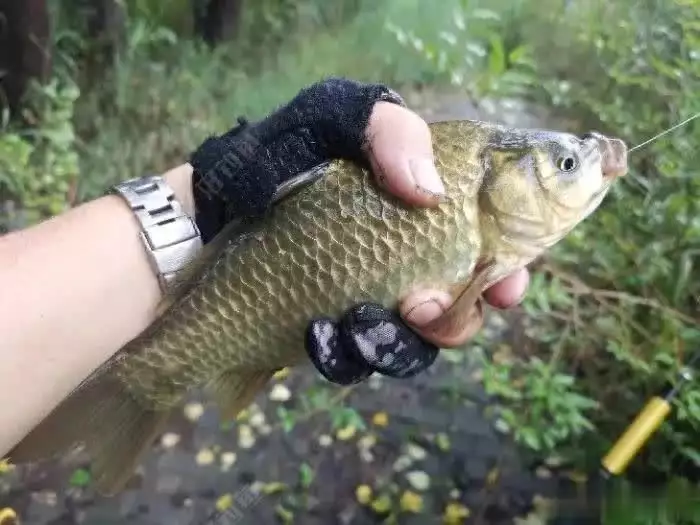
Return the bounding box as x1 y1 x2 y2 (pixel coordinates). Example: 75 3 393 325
6 368 172 495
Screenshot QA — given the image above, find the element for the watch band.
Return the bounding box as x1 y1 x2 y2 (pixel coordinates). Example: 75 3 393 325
112 175 203 293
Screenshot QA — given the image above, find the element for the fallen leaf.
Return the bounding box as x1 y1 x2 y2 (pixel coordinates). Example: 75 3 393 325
249 412 266 428
299 463 315 488
183 402 204 422
406 471 430 491
238 425 256 449
160 432 180 449
336 425 357 441
436 433 451 452
269 384 292 402
215 494 233 512
0 508 17 525
195 448 215 466
220 452 237 471
358 434 377 450
400 490 424 513
318 434 333 447
262 482 288 495
371 494 392 514
356 484 373 505
493 419 510 434
69 468 91 487
406 443 427 461
372 412 389 427
443 502 471 524
392 455 413 472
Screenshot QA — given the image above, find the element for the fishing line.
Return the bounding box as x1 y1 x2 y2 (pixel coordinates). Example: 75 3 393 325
629 112 700 153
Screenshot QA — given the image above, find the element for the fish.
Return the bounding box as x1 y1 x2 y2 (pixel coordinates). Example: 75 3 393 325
5 119 628 495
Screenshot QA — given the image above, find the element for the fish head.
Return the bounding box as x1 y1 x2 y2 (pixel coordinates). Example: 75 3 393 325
478 127 628 253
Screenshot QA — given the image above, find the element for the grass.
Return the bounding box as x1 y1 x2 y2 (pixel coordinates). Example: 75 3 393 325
66 0 463 202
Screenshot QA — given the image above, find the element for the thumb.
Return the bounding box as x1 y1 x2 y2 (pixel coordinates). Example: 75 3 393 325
364 102 445 208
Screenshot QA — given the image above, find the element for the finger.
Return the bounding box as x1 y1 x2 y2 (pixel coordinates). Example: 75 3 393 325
483 267 530 309
364 102 445 208
400 290 485 348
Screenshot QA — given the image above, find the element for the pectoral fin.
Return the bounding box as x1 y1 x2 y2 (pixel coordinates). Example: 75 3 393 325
416 261 495 346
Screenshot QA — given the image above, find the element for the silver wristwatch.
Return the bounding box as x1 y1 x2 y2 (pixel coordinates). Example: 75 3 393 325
112 175 203 293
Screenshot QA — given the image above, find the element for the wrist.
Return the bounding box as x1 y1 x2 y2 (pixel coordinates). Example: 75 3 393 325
163 163 196 218
111 168 202 295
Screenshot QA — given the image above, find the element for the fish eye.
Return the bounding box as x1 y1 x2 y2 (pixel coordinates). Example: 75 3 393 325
556 155 578 172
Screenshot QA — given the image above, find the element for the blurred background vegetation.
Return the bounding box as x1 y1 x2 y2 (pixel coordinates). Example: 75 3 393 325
1 0 698 522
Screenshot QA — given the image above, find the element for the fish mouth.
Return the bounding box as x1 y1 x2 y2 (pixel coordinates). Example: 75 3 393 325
581 131 629 181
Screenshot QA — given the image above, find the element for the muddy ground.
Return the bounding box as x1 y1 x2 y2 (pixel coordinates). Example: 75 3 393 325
0 313 598 525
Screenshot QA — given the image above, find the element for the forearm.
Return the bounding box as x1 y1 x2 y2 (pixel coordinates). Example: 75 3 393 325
0 164 194 454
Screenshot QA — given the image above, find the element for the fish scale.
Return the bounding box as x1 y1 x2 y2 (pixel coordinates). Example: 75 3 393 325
115 122 483 407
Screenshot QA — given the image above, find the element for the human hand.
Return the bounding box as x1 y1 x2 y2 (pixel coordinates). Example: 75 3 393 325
187 78 529 385
305 98 529 385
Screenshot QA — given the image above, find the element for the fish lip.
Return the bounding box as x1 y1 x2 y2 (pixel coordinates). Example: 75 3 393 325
581 131 628 180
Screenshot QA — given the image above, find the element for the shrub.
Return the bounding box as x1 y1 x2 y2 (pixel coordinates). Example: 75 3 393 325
395 0 700 481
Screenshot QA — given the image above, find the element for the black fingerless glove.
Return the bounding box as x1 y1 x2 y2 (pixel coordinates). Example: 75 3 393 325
189 77 405 243
306 303 440 385
188 78 440 385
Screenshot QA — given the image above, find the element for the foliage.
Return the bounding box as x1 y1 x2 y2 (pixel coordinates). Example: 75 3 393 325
68 467 92 487
0 78 80 232
602 477 700 525
396 0 700 480
385 0 540 102
482 357 598 453
46 0 461 203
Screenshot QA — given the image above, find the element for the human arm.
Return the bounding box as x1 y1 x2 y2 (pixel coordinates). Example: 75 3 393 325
0 164 194 452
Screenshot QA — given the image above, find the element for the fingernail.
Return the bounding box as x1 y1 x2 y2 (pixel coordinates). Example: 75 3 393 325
409 158 445 197
404 299 445 327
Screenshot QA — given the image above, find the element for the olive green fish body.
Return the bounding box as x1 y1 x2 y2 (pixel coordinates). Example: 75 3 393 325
117 120 488 407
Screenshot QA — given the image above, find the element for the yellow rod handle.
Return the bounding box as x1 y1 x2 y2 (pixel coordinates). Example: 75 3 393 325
602 397 672 476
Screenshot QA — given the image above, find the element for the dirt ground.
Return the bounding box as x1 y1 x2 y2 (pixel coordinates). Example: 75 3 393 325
0 311 598 525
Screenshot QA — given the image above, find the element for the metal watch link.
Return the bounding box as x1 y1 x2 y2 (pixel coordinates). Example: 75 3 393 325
111 175 203 293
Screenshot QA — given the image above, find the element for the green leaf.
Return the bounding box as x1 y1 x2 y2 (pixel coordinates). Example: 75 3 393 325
69 468 91 487
487 35 506 76
299 462 315 489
